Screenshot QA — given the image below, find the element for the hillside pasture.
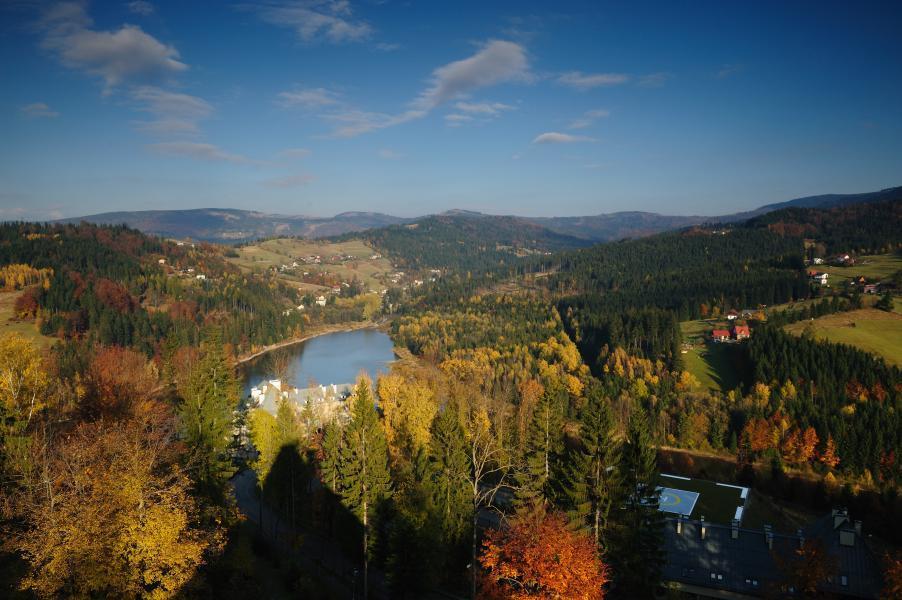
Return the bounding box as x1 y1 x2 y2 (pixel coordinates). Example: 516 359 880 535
228 238 395 293
0 290 53 349
816 253 902 286
784 308 902 366
680 319 743 392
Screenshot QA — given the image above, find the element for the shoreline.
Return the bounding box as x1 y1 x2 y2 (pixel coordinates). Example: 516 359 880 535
235 319 390 365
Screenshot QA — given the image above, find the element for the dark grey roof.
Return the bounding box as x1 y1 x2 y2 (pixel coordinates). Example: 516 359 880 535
662 514 882 598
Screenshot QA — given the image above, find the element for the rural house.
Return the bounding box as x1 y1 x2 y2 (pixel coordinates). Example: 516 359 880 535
732 325 751 340
711 329 730 342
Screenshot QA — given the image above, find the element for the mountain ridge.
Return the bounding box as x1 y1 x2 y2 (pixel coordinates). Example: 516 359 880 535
56 186 901 243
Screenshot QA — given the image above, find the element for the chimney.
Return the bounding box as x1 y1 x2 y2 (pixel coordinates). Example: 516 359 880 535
676 516 682 534
700 516 707 540
833 507 848 529
731 519 739 539
764 524 774 550
797 528 805 549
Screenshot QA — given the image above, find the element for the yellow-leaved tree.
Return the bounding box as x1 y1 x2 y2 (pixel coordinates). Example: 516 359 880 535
15 418 222 599
378 371 438 454
0 332 49 430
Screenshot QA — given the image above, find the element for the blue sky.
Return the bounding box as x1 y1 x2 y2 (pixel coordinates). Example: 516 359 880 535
1 1 901 220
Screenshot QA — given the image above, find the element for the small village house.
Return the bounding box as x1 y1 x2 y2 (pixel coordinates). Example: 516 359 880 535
711 329 730 342
732 324 751 340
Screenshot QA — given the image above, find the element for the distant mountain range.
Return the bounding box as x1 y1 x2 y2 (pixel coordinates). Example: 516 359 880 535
56 209 407 242
58 186 901 243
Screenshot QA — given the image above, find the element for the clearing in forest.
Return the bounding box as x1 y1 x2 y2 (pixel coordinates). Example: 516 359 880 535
227 238 395 293
784 308 902 366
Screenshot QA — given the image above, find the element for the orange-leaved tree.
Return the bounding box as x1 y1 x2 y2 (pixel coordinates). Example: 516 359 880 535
478 511 609 599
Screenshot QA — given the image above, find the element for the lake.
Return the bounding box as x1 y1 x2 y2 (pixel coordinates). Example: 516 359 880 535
242 328 396 395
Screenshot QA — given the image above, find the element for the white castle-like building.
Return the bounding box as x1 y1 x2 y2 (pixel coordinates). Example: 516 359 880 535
250 379 355 424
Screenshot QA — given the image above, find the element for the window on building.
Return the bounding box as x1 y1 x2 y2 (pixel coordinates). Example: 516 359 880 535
841 575 848 587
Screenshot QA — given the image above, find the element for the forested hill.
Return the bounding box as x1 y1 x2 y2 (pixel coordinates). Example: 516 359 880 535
746 198 902 255
0 222 307 355
347 213 592 270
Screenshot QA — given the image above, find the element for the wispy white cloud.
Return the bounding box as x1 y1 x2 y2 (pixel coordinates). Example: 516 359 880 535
20 102 60 118
557 71 628 90
444 113 474 127
148 141 254 164
568 108 609 130
277 86 341 109
130 86 212 135
263 173 315 188
279 40 530 137
374 41 400 52
413 40 531 110
252 1 373 44
377 148 402 160
38 2 187 89
453 101 514 116
637 72 673 87
532 131 595 144
325 108 425 138
127 1 155 16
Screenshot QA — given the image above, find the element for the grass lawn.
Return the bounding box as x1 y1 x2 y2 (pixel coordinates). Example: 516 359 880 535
680 320 742 393
0 290 53 350
785 308 902 366
816 253 902 286
656 474 746 525
228 238 395 292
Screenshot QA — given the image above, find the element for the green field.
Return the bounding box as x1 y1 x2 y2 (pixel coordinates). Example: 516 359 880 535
680 320 742 392
0 290 53 349
816 253 902 286
785 308 902 366
228 238 395 293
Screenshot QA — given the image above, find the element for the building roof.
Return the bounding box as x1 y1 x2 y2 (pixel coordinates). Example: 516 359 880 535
732 325 751 336
712 329 730 338
662 512 882 598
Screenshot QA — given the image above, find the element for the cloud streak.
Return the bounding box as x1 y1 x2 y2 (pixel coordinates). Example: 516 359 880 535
278 40 530 137
568 108 609 130
532 132 595 144
127 1 155 16
131 86 213 135
277 86 341 109
557 71 628 90
148 141 254 164
252 1 373 44
20 102 60 118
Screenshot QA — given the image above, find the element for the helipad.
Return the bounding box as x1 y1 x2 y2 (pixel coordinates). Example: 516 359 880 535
657 486 700 517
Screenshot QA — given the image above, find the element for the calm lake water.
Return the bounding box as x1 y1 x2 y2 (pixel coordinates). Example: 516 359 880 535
242 328 396 395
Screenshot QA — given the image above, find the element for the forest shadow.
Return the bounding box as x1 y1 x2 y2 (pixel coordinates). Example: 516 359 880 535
179 444 383 599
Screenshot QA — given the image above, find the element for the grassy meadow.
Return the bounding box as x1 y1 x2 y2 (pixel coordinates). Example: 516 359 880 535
228 238 395 293
0 290 53 349
784 308 902 366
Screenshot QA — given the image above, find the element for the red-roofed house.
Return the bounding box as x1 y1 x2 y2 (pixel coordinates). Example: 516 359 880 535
711 329 730 342
732 325 751 340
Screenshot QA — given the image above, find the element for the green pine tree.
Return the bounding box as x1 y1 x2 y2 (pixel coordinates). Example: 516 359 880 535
319 420 344 494
560 385 622 548
514 385 564 513
339 377 392 600
179 331 239 504
612 406 665 596
428 405 471 545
